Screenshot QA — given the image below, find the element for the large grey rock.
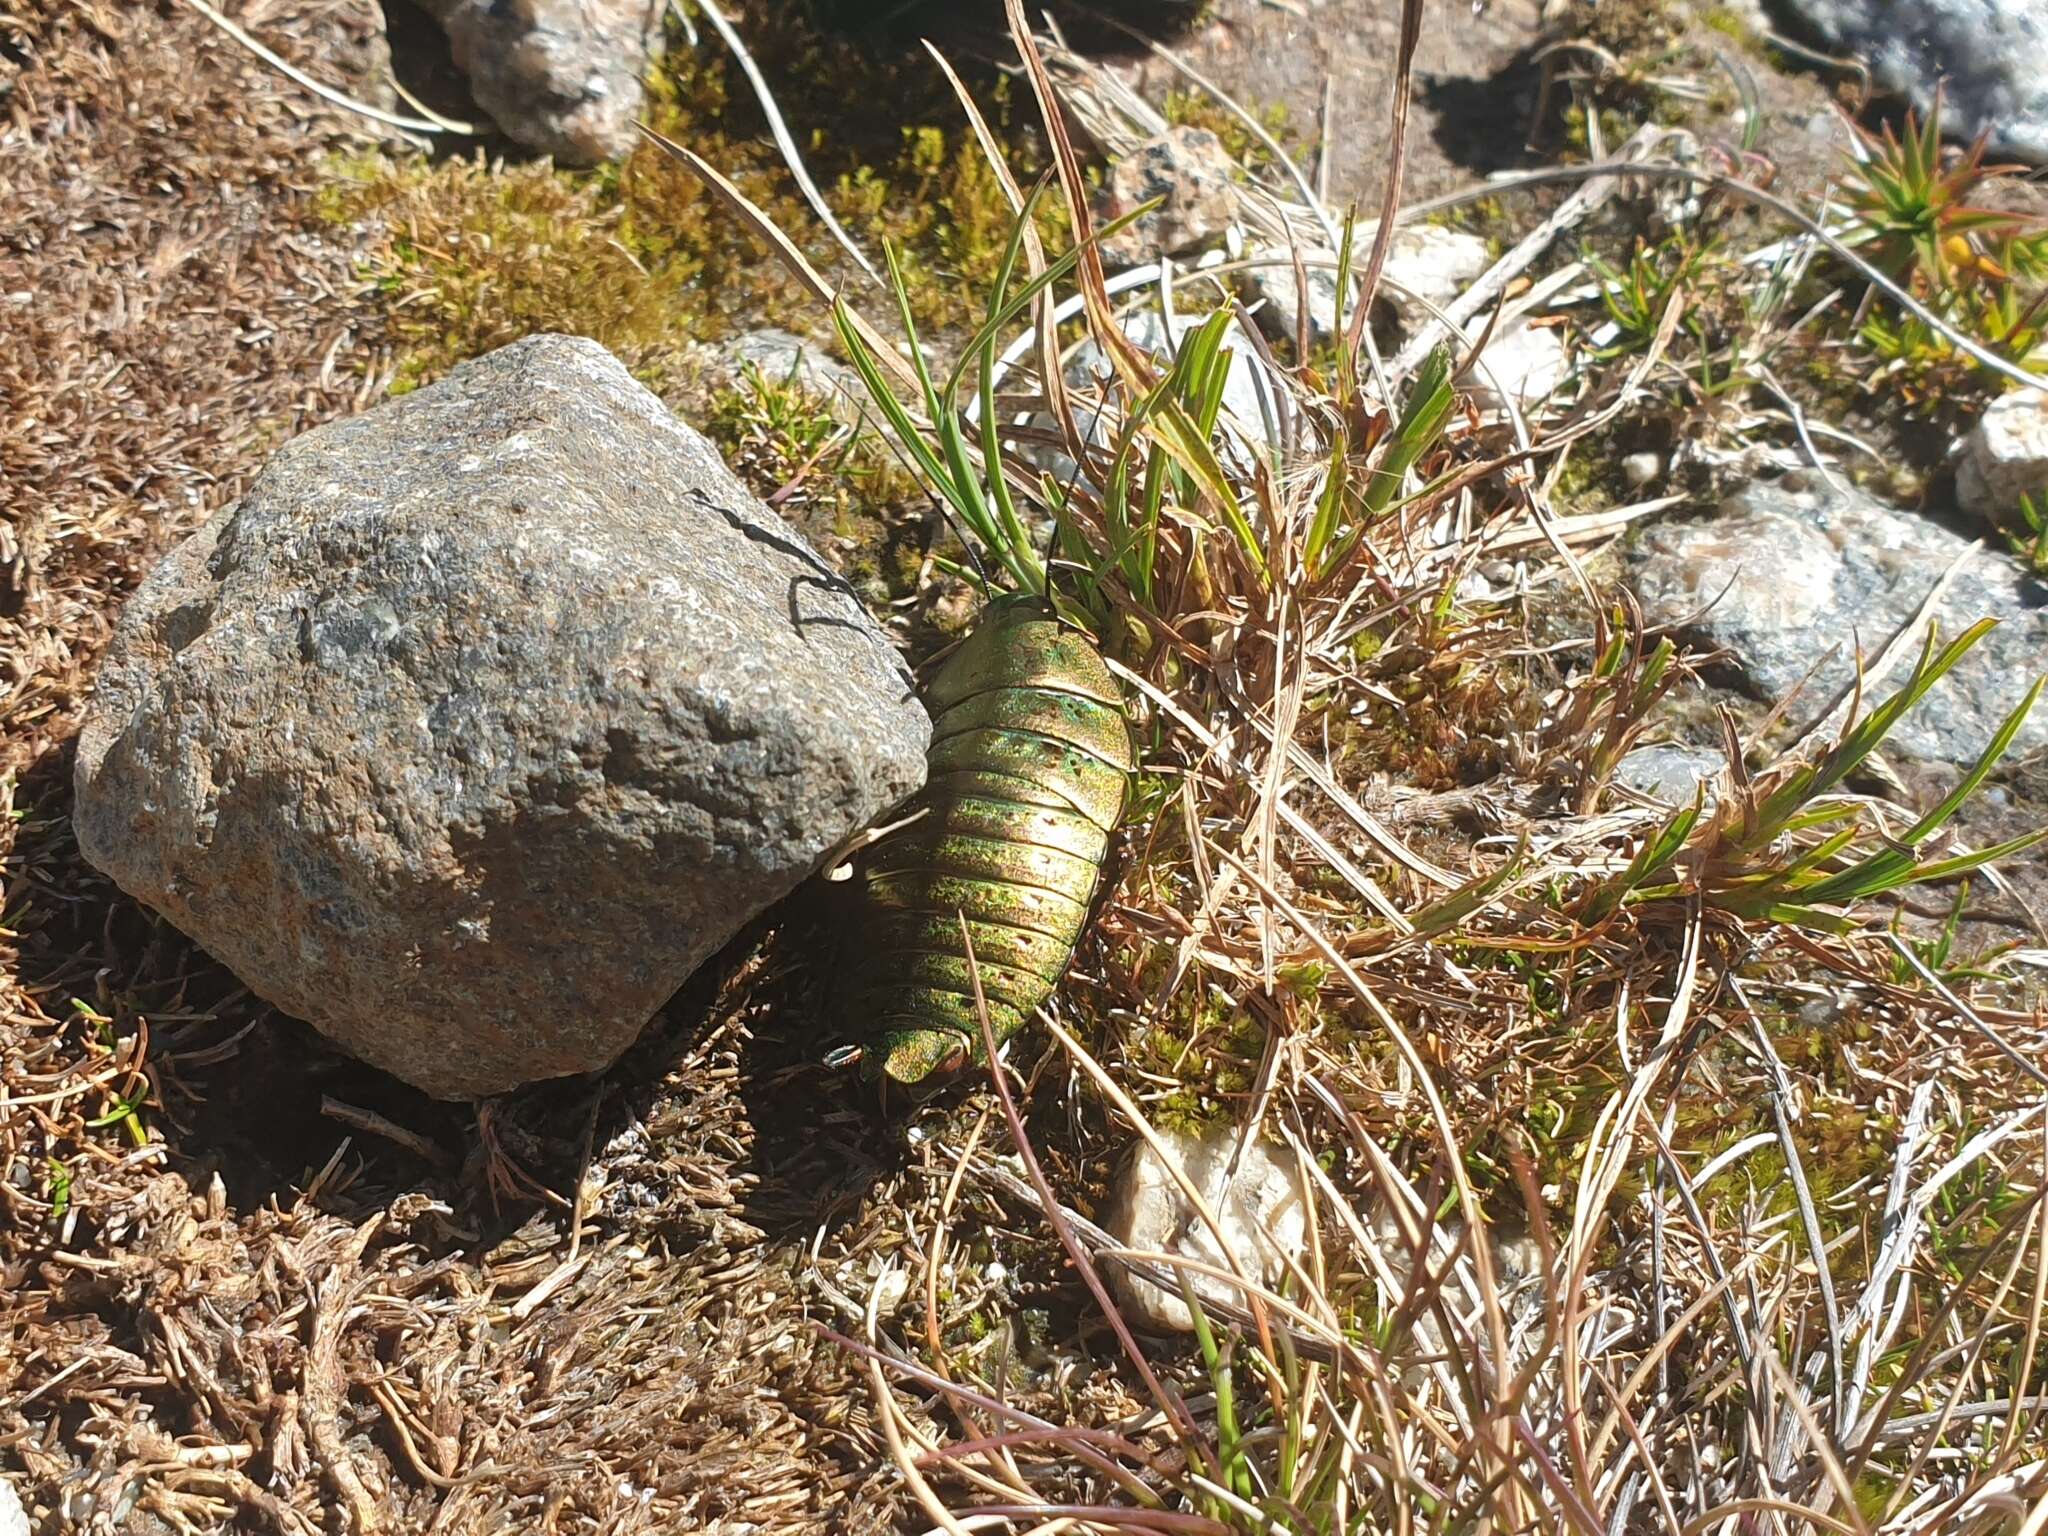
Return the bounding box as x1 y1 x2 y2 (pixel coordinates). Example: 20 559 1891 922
1772 0 2048 163
1624 480 2048 768
75 335 927 1099
421 0 662 165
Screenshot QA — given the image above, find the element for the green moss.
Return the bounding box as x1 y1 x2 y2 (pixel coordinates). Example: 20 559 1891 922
1163 88 1295 175
321 2 1066 401
1425 195 1514 256
1117 958 1273 1131
319 150 708 397
1560 103 1640 160
1700 7 1758 50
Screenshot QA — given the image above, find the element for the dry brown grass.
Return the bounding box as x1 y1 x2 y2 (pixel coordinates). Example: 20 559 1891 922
1 0 393 778
0 4 926 1531
6 1 2048 1532
688 9 2048 1530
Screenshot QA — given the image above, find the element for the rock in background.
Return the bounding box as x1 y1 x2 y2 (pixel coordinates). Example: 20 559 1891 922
1466 322 1570 413
1957 389 2048 520
421 0 663 164
1624 479 2048 769
1773 0 2048 163
705 328 864 417
1615 744 1728 808
1098 126 1240 268
1249 224 1494 343
74 334 928 1099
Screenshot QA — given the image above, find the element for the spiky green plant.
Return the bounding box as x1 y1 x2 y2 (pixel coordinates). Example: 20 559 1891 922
1839 94 2029 284
1591 622 2045 929
2006 489 2048 574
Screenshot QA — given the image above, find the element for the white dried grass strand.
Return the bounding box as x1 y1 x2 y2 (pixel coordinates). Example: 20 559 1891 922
175 0 461 140
692 0 881 285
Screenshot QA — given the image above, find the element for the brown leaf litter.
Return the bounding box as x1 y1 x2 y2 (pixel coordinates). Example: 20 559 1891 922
0 5 986 1530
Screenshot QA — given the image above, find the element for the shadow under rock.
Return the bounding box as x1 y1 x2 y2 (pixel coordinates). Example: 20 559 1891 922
490 875 910 1258
1416 43 1551 177
16 717 910 1268
9 740 480 1224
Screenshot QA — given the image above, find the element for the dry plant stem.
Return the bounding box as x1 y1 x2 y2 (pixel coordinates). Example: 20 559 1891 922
1066 1 1340 250
639 128 920 395
1427 154 2048 391
961 1151 1357 1371
922 45 1080 474
302 1216 384 1534
960 918 1213 1464
828 1326 1169 1493
318 1096 447 1166
1738 983 1846 1436
1036 1012 1287 1395
386 74 477 136
1110 650 1456 892
1844 1077 1934 1414
1884 932 2048 1091
1585 1256 1765 1468
1105 656 1419 921
690 0 882 285
1341 0 1425 360
1760 1353 1865 1528
863 1304 976 1536
1203 850 1516 1405
1876 1197 2045 1528
1005 0 1158 400
2007 1118 2048 1462
924 1108 990 1380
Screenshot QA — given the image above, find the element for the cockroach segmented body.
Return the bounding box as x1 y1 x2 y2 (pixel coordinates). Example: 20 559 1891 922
845 597 1132 1093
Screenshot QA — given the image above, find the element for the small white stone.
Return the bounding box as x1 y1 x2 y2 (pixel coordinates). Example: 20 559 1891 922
1466 324 1569 412
1104 1125 1309 1333
1956 388 2048 520
1382 224 1494 329
1622 451 1662 488
0 1478 27 1536
1248 224 1492 342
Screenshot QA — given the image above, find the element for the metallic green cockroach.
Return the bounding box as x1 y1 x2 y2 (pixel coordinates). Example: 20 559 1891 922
844 596 1132 1093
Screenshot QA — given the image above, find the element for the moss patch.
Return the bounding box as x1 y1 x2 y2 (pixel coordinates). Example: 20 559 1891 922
323 3 1067 406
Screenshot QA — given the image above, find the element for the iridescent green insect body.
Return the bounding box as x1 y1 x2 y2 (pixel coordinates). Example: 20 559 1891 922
848 597 1132 1092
